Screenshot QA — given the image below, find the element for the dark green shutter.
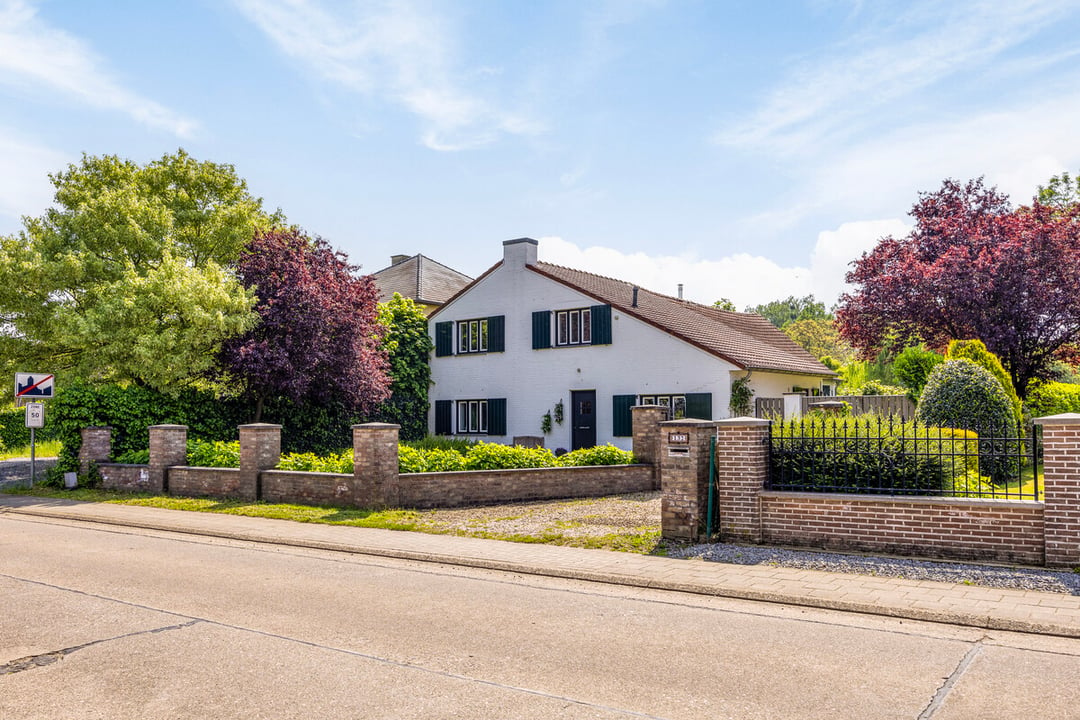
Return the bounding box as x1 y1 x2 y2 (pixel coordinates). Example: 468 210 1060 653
435 322 453 357
685 393 712 420
487 315 505 352
487 398 507 435
590 305 612 345
532 311 551 349
612 394 636 437
435 400 452 434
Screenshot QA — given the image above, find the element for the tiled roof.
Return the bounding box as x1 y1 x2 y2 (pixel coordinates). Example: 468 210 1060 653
529 262 836 377
371 254 473 305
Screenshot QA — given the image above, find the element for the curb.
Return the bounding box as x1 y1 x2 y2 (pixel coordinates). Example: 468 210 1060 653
4 502 1079 640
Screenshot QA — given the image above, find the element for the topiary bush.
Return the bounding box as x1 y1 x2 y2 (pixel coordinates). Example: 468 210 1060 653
916 358 1018 482
946 339 1022 426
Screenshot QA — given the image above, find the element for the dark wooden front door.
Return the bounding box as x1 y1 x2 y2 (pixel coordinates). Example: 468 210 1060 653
571 390 596 451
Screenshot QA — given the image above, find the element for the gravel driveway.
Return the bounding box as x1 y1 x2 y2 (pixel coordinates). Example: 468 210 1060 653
418 490 1080 595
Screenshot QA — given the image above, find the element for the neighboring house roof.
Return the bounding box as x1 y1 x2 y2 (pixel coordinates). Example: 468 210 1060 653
529 262 835 377
371 254 473 306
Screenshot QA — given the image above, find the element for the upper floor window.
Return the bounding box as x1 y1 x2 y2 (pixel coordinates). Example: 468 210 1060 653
458 318 488 354
556 308 591 346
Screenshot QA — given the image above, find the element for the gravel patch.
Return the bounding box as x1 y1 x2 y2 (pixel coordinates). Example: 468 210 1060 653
670 543 1080 596
416 492 661 539
423 489 1080 596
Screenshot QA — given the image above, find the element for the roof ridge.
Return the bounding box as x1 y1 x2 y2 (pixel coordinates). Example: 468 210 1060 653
416 253 474 280
535 260 762 317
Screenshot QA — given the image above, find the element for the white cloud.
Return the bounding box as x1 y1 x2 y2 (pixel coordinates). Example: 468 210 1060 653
536 222 906 310
233 0 541 151
716 1 1073 157
808 219 909 303
0 0 197 137
805 91 1080 222
0 129 66 231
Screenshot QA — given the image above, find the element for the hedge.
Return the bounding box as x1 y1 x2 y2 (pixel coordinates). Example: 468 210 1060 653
1025 381 1080 418
770 417 990 496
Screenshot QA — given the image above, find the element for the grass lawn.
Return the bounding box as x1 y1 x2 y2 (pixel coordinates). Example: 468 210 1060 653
4 486 667 555
988 463 1043 500
0 440 62 461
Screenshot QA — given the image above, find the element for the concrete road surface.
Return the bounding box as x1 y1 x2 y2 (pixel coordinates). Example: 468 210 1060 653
2 513 1079 719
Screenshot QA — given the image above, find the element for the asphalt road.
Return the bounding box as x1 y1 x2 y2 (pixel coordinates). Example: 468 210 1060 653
3 513 1080 719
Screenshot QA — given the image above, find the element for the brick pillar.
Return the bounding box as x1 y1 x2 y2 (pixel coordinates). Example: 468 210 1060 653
80 427 112 474
353 423 400 508
715 417 770 543
631 405 667 467
659 418 717 541
239 424 281 501
1034 414 1080 568
148 424 187 493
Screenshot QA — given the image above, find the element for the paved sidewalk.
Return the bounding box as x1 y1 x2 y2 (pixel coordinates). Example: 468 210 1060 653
3 494 1080 639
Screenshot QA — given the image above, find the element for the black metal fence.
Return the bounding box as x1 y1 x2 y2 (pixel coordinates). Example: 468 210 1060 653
767 417 1041 500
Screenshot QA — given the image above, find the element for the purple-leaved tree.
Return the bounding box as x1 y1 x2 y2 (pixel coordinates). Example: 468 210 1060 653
219 228 390 421
836 178 1080 398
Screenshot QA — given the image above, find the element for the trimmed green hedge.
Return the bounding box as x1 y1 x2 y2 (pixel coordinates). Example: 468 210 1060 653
1026 381 1080 418
0 405 60 451
111 440 638 475
770 417 990 496
280 442 637 474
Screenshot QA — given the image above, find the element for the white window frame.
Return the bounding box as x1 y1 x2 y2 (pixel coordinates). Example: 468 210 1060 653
555 308 591 346
457 319 488 354
638 394 686 420
457 399 488 434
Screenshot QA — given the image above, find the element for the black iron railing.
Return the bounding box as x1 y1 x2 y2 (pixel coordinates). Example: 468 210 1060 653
767 417 1041 500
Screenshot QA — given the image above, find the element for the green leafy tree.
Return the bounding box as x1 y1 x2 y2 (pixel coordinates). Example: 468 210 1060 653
893 345 944 402
712 298 736 311
783 318 855 364
371 293 434 441
746 295 830 328
1036 170 1080 212
0 150 278 390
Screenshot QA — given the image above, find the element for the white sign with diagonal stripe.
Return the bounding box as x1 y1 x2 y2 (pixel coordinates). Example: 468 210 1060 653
15 373 55 399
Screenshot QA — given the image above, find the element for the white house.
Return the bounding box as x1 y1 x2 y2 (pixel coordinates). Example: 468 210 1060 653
428 238 836 451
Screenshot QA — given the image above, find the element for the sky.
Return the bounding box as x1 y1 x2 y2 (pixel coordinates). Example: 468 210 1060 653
2 0 1079 309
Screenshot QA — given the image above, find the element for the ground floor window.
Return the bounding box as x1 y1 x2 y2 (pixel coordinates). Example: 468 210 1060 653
612 392 712 436
639 394 686 420
457 399 488 434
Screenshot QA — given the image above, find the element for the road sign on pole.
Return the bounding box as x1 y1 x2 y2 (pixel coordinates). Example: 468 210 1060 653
15 373 55 399
25 402 44 428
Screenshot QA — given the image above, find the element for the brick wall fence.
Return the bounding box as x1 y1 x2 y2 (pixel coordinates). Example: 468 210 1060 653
658 414 1080 568
92 405 667 510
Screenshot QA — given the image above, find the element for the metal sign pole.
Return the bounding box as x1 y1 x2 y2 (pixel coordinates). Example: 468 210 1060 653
30 426 35 488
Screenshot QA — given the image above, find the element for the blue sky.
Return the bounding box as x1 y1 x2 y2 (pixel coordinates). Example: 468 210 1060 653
2 0 1079 308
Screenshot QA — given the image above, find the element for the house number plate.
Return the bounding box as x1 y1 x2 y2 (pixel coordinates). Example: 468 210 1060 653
668 432 689 444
